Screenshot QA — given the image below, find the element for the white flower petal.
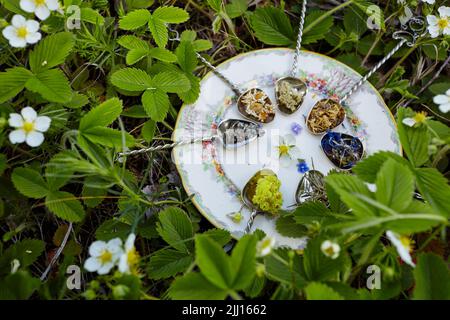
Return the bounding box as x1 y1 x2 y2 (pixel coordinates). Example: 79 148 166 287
8 113 24 128
97 262 115 275
84 257 100 272
433 94 450 105
26 31 41 44
438 6 450 18
422 0 435 4
21 107 37 122
2 26 16 40
386 231 415 267
444 25 450 36
284 134 296 146
426 15 438 24
125 234 136 250
445 89 450 96
438 103 450 113
9 36 27 48
25 20 40 32
290 146 302 160
89 240 107 257
35 5 51 20
46 0 60 10
11 15 27 28
34 116 51 132
26 131 44 147
20 0 36 13
402 117 416 127
9 129 26 144
118 255 130 273
279 154 292 168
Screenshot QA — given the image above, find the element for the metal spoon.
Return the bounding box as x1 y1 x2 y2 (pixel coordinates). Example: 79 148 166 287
242 169 279 234
305 16 426 135
275 0 308 114
295 169 327 204
117 118 265 158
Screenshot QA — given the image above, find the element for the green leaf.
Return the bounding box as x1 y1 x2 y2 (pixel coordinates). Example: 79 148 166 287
0 67 33 103
82 127 135 148
45 191 85 222
230 235 257 290
193 39 213 52
80 7 105 25
397 108 430 167
66 92 89 109
303 10 334 44
126 48 150 65
303 238 349 282
169 272 228 300
141 88 170 121
82 177 107 208
117 35 149 50
148 48 177 62
325 173 378 217
201 229 232 246
195 234 232 290
414 168 450 218
264 249 306 288
225 0 248 18
178 73 200 104
375 158 414 212
111 68 153 92
25 69 72 103
46 153 74 191
305 282 344 300
148 248 193 279
293 201 339 226
0 239 45 274
148 16 168 48
119 9 151 30
156 207 193 253
29 32 75 73
153 6 189 23
207 0 222 12
141 120 156 142
80 98 123 131
353 151 411 183
11 168 49 199
153 71 190 93
0 271 40 300
276 215 308 237
176 41 197 73
250 6 295 46
413 253 450 300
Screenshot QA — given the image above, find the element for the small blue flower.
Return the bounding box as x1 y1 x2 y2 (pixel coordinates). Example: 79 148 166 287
297 160 309 174
291 122 302 135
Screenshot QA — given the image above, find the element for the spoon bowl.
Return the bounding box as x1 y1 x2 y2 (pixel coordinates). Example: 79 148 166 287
275 76 308 114
237 88 275 124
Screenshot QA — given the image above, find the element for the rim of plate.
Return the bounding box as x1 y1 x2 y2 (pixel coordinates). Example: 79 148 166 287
172 47 402 236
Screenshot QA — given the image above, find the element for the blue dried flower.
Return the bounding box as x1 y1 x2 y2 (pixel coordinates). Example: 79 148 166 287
297 160 309 174
291 122 302 135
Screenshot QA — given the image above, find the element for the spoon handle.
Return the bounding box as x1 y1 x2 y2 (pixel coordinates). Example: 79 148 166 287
117 136 213 157
339 39 407 104
291 0 307 77
245 209 258 234
195 52 242 97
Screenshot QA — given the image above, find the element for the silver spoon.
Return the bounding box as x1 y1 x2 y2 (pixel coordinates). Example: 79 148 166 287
275 0 308 114
305 16 427 135
117 118 265 158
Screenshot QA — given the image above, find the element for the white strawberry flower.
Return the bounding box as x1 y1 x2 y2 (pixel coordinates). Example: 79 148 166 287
2 15 41 48
20 0 60 21
321 240 341 259
257 236 276 257
422 0 435 4
118 233 140 274
433 89 450 113
84 238 123 275
386 230 415 267
427 6 450 38
8 107 51 147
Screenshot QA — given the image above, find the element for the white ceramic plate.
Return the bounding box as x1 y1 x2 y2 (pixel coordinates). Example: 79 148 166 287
173 48 401 249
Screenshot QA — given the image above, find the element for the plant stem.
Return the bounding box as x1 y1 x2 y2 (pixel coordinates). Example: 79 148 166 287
303 0 354 34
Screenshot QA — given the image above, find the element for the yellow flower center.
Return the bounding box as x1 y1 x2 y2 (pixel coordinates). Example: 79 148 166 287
400 236 414 252
16 26 28 39
99 250 113 264
34 0 46 5
278 144 290 156
324 246 335 256
260 238 272 250
22 121 35 133
437 18 449 30
413 111 427 124
127 247 139 268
